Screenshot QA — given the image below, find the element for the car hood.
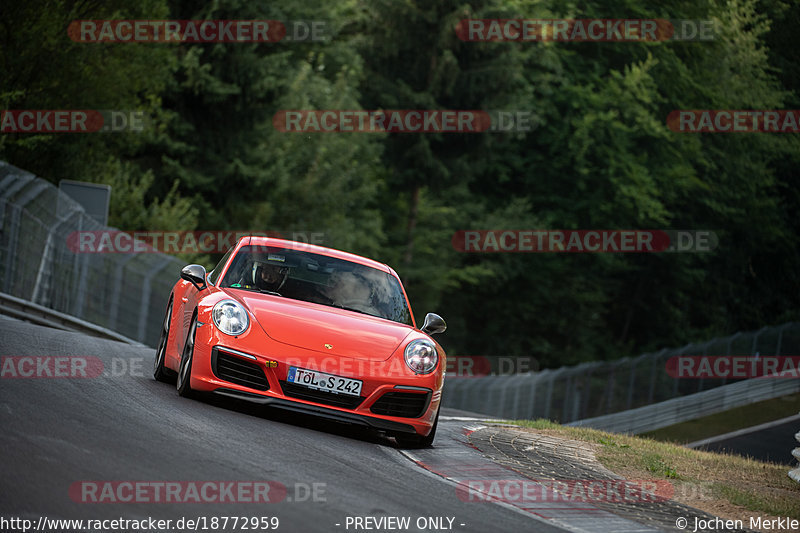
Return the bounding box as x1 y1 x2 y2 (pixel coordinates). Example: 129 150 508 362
234 293 414 361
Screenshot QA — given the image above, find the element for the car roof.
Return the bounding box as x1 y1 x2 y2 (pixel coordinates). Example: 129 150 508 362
239 236 394 274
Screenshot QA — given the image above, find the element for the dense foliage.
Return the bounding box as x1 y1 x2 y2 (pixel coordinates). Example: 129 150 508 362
2 0 798 367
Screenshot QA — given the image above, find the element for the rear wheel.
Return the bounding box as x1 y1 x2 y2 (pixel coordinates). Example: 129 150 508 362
153 299 176 383
396 409 439 448
176 315 197 398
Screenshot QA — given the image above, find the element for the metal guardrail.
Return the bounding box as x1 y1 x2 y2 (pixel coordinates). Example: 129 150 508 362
0 291 142 345
566 378 800 434
790 430 800 484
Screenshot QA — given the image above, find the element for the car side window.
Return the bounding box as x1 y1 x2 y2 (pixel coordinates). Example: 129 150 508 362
208 246 235 286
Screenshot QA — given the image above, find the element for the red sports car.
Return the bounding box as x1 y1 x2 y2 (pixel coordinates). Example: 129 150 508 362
153 236 447 447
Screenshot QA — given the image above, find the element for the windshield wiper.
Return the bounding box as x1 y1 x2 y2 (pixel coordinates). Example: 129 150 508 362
256 288 282 296
330 304 376 317
228 286 282 297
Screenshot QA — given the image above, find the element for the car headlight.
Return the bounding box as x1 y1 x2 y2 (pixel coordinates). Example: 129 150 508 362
404 339 438 374
212 299 249 336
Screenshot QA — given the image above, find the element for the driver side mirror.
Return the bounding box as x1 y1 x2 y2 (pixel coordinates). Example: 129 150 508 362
181 264 207 291
421 313 446 335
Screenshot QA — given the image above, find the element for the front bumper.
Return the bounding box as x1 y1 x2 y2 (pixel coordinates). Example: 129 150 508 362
212 387 419 434
187 322 443 437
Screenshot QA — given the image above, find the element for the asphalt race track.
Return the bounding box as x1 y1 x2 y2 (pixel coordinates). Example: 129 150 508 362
0 319 566 533
691 416 800 465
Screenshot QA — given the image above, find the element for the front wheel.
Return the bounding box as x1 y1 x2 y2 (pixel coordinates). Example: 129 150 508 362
153 299 176 383
395 409 439 448
176 315 197 398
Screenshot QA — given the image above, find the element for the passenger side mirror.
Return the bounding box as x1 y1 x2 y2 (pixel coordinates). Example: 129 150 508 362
421 313 446 335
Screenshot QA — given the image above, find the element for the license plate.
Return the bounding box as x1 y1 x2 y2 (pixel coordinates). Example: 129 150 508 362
287 366 363 397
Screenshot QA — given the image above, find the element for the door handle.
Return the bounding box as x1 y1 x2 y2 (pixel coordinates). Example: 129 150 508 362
181 297 188 302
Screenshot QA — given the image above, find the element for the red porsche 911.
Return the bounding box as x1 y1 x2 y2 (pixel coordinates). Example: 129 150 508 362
153 236 447 447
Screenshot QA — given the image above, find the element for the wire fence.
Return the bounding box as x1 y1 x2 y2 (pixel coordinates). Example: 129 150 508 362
442 323 800 425
0 161 184 347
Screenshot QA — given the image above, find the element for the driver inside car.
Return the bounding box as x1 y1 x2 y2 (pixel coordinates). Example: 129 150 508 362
253 261 290 293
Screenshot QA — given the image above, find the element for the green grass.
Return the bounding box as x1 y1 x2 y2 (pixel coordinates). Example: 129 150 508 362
642 452 680 479
496 418 800 521
716 484 800 518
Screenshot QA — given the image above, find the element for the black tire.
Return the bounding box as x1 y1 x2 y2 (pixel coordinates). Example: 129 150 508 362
396 409 439 448
153 299 177 383
176 314 197 398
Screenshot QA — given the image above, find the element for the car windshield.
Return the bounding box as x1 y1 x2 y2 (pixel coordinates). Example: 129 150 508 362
219 245 413 325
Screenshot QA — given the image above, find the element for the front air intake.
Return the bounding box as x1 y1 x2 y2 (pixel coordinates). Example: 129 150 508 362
370 390 431 418
211 347 270 391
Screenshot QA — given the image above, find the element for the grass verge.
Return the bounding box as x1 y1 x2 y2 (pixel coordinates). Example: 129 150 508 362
500 419 799 527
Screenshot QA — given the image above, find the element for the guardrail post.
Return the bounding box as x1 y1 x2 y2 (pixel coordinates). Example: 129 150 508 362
696 339 714 393
606 367 616 414
721 332 742 386
72 242 90 319
527 374 541 419
625 357 639 410
543 368 568 420
561 374 573 422
510 375 521 419
511 374 533 420
14 179 52 296
776 323 791 355
32 209 81 306
32 226 56 305
2 203 20 294
751 326 767 354
672 344 692 397
70 216 83 316
647 349 667 404
497 374 509 417
108 254 138 331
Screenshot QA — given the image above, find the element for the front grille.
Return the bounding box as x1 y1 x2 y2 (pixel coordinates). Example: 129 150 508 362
370 390 431 418
212 348 269 391
279 381 365 409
